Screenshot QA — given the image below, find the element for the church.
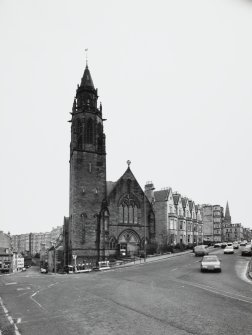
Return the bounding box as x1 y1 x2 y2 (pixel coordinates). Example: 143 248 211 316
63 64 155 266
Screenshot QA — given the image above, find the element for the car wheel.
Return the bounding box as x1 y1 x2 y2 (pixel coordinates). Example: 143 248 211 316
201 268 204 272
218 268 222 273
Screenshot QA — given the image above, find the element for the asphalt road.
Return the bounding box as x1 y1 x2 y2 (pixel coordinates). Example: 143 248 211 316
0 248 252 335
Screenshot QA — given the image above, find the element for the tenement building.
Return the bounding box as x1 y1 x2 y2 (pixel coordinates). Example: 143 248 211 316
63 64 155 266
144 184 203 249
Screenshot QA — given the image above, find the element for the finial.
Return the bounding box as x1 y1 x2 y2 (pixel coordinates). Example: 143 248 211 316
127 160 131 167
85 48 88 67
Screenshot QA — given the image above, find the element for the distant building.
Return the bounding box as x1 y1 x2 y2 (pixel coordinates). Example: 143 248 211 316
213 205 224 242
201 205 213 242
11 226 63 256
148 185 203 248
0 231 11 250
223 223 243 242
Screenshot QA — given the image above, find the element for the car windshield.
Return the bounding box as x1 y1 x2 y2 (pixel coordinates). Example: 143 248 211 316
202 256 218 262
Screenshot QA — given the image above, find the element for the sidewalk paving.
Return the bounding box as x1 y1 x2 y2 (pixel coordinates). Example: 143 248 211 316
110 250 193 269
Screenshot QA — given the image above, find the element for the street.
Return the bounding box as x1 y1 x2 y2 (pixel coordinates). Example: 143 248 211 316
0 249 252 335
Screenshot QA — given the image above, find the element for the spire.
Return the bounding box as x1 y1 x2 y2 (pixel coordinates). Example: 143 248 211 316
224 201 231 223
80 65 95 89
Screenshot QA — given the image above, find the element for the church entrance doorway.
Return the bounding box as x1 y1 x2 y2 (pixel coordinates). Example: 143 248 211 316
118 229 140 256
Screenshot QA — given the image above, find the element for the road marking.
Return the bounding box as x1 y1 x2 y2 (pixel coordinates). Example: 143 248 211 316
176 279 252 304
48 282 58 288
0 297 21 335
5 282 17 285
17 287 31 291
171 268 177 271
30 291 45 310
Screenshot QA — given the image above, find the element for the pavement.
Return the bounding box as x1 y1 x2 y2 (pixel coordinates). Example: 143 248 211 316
247 257 252 280
111 249 193 269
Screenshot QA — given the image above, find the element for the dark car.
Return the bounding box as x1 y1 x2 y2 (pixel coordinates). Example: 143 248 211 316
241 244 252 256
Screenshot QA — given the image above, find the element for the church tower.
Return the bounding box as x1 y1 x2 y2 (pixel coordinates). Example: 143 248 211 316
67 63 107 265
224 201 231 224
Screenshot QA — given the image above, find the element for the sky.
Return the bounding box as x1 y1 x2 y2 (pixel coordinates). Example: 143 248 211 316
1 0 252 234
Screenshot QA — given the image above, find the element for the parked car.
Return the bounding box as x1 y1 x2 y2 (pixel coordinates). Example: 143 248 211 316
241 244 252 256
224 245 234 254
40 267 48 274
227 242 233 247
194 245 209 257
221 242 227 249
214 243 221 248
233 242 239 249
200 255 221 272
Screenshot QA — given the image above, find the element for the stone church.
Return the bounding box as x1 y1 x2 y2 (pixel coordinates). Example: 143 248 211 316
63 64 155 266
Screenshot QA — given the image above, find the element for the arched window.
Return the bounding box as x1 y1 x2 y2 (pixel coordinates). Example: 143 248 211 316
118 194 139 224
86 119 93 144
97 123 103 152
76 119 82 134
119 205 124 223
109 237 116 249
77 135 82 149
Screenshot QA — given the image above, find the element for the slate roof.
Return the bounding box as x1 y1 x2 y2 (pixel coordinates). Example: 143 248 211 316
154 189 170 202
107 181 117 196
80 65 95 88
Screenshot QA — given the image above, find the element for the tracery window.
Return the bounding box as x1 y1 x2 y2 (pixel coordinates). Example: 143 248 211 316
118 194 139 224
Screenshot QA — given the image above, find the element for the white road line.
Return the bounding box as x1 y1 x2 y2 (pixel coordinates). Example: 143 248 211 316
171 268 177 271
5 282 17 285
17 287 31 291
0 297 21 335
30 291 45 310
176 279 252 305
48 282 58 288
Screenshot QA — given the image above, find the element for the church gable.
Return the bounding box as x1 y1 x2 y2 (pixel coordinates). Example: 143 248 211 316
106 166 155 248
107 167 146 205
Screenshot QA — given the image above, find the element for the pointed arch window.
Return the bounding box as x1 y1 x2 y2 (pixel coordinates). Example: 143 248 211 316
97 123 103 152
86 119 93 144
118 194 139 224
76 119 82 134
109 237 116 249
77 136 82 149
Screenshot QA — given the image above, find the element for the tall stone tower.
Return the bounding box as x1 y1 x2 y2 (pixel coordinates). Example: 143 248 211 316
67 64 107 265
